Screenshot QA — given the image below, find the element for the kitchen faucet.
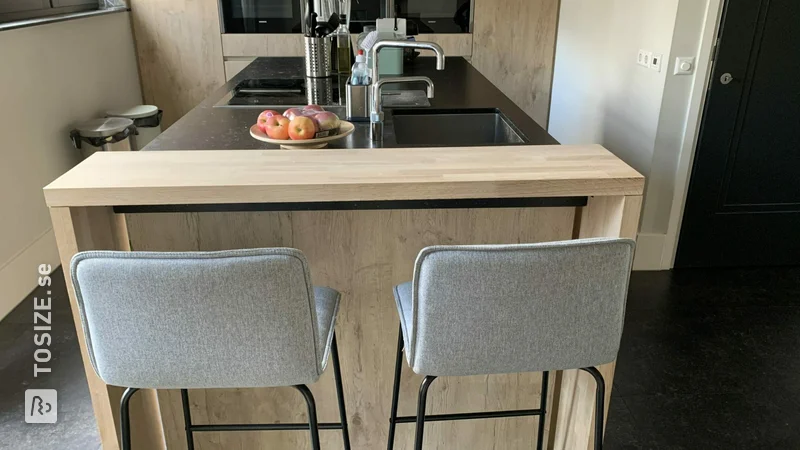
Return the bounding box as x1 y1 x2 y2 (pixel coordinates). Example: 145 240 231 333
369 40 446 141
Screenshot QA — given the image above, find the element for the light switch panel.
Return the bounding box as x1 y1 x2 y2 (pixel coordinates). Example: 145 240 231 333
674 56 695 75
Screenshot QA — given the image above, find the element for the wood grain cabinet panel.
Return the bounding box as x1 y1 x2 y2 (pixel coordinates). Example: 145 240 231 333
129 0 226 129
224 58 256 81
221 33 473 58
222 33 305 57
417 33 473 57
125 207 577 450
471 0 559 128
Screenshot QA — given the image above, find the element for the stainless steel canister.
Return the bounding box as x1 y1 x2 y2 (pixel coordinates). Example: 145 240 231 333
304 36 332 78
345 76 370 121
306 77 334 105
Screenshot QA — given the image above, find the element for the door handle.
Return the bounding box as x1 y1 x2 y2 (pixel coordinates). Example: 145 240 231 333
720 73 734 85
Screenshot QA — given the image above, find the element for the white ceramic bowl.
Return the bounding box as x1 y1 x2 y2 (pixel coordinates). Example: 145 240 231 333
250 121 355 149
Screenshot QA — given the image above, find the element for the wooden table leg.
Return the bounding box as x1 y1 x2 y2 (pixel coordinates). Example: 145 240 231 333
50 206 165 450
548 195 642 450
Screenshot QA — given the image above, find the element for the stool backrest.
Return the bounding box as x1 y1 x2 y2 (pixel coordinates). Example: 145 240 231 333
70 248 324 389
408 238 635 376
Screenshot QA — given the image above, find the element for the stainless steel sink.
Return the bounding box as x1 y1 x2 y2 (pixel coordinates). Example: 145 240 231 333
381 90 431 108
390 109 528 146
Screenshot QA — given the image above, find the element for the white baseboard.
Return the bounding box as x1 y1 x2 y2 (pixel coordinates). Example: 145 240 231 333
0 228 61 321
633 232 667 271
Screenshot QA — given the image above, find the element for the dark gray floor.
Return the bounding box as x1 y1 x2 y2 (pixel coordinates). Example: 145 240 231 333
605 268 800 449
1 267 799 449
0 268 100 450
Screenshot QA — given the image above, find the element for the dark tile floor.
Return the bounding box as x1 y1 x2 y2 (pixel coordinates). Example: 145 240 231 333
1 267 799 449
0 268 100 450
604 268 800 449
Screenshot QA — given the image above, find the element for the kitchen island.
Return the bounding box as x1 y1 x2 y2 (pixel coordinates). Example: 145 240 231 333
45 57 643 450
145 57 557 151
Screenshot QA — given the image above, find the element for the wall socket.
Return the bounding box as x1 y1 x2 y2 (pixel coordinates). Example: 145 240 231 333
638 49 663 72
637 49 650 67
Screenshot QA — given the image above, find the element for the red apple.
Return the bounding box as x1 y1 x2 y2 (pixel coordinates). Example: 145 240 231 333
303 104 325 112
283 108 304 120
264 115 290 140
300 109 322 129
288 116 317 140
256 110 280 133
312 111 341 131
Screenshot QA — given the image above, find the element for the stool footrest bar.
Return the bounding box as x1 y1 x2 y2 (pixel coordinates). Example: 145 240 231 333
190 423 344 432
394 408 544 424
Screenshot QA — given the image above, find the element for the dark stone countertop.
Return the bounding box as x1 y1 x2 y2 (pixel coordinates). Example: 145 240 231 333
145 57 558 150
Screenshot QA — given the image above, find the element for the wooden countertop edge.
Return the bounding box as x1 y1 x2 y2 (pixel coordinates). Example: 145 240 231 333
44 145 645 207
44 179 645 207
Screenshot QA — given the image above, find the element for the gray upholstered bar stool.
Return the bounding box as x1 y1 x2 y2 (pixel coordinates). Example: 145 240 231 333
387 238 635 450
70 248 351 450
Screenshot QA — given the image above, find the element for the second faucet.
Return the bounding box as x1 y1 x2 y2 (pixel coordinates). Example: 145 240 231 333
368 40 446 142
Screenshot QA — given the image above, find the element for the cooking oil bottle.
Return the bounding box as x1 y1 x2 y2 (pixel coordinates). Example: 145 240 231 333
333 15 352 74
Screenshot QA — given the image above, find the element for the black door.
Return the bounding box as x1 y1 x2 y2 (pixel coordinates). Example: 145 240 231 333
676 0 800 267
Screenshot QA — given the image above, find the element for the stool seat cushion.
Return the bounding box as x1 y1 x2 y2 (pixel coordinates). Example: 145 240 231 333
393 238 635 377
71 248 341 389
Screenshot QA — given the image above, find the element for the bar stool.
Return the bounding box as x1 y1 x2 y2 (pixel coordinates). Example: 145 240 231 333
387 238 635 450
70 248 351 450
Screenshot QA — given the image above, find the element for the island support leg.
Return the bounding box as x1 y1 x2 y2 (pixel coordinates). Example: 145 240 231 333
549 195 642 450
50 206 166 450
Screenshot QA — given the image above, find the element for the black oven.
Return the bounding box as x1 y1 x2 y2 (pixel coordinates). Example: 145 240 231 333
221 0 384 34
395 0 470 33
222 0 305 33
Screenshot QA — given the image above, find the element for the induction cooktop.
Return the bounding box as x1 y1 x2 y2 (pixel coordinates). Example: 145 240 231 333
222 78 341 106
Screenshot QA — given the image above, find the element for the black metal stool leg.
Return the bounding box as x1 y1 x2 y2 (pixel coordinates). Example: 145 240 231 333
581 367 606 450
120 387 139 450
181 389 195 450
535 371 549 450
294 385 322 450
414 376 437 450
331 333 352 450
387 325 404 450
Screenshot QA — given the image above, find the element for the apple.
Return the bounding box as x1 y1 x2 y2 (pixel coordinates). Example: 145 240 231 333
312 111 341 132
264 115 290 140
300 111 321 133
256 110 280 133
288 116 317 140
283 108 304 120
303 104 325 112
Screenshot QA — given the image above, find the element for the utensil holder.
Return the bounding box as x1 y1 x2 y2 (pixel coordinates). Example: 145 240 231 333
304 36 332 78
306 76 334 105
346 77 370 121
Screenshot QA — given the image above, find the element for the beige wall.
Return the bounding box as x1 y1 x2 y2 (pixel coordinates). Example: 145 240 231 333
549 0 718 268
549 0 679 177
0 12 142 319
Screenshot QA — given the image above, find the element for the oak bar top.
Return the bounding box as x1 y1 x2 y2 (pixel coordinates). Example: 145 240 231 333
43 145 644 207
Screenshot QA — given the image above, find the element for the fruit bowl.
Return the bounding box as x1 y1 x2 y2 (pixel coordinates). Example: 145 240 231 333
250 121 355 149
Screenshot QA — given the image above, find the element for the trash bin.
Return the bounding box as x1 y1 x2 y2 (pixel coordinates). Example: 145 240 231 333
70 117 135 159
106 105 162 150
